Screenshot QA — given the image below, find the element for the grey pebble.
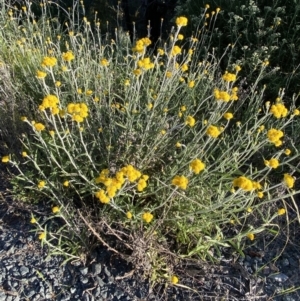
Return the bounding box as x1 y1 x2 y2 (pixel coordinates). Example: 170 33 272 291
282 258 289 267
80 267 89 276
92 263 102 275
104 266 111 277
95 276 105 287
19 266 30 276
269 273 289 282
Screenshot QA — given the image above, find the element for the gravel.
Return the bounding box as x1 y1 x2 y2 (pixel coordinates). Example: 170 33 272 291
0 160 300 300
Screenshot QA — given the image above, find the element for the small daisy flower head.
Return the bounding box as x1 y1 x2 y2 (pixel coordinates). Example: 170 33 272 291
264 158 279 169
277 208 286 215
30 217 37 224
1 155 10 163
39 232 46 240
36 70 47 79
142 212 154 223
38 180 46 189
247 233 255 241
284 149 291 156
172 175 189 190
185 116 196 127
171 275 179 284
283 173 295 188
190 159 205 174
62 50 75 62
206 125 221 138
223 112 233 120
176 16 188 27
34 123 45 132
126 211 133 219
52 206 60 214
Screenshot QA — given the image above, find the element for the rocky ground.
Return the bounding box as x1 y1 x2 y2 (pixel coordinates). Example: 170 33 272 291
0 154 300 301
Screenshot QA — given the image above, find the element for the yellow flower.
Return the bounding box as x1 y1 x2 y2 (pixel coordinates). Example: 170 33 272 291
124 79 130 86
86 90 93 96
172 175 189 190
176 142 182 147
160 130 166 135
166 71 172 78
190 159 205 174
147 103 153 110
235 65 242 72
247 233 255 241
30 217 37 224
185 116 196 127
223 112 233 120
171 275 179 284
39 232 46 240
1 155 9 163
171 45 182 56
270 103 288 118
22 151 27 157
36 70 47 79
284 149 291 156
95 190 110 203
214 89 231 102
133 68 142 76
41 94 59 109
137 178 147 192
63 180 69 187
283 173 295 188
142 212 154 223
293 109 300 116
277 208 286 215
34 123 45 132
257 191 264 198
216 8 221 13
206 125 221 138
126 211 133 219
267 128 284 145
38 181 46 189
62 50 75 62
177 34 184 40
42 56 57 67
181 64 188 72
188 80 195 88
61 65 68 72
222 71 236 82
264 158 279 169
176 16 188 27
55 81 61 87
52 206 60 214
180 105 186 112
233 176 253 191
138 57 154 70
100 58 109 66
157 48 164 55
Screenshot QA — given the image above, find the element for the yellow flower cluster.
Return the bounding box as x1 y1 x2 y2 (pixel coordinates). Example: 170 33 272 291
185 116 196 127
39 94 60 115
214 88 238 102
1 155 9 163
36 70 47 79
283 173 295 188
137 57 154 70
142 212 154 223
34 123 45 132
171 45 182 56
67 103 89 123
95 166 149 203
62 50 75 62
223 112 234 120
190 159 205 174
172 175 189 190
270 103 288 118
100 58 109 66
206 125 221 138
42 56 57 67
176 16 188 27
267 128 284 147
233 176 263 193
132 37 151 53
222 71 236 82
264 158 279 169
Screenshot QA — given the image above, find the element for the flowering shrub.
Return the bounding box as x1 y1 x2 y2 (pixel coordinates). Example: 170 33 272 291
0 0 299 285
